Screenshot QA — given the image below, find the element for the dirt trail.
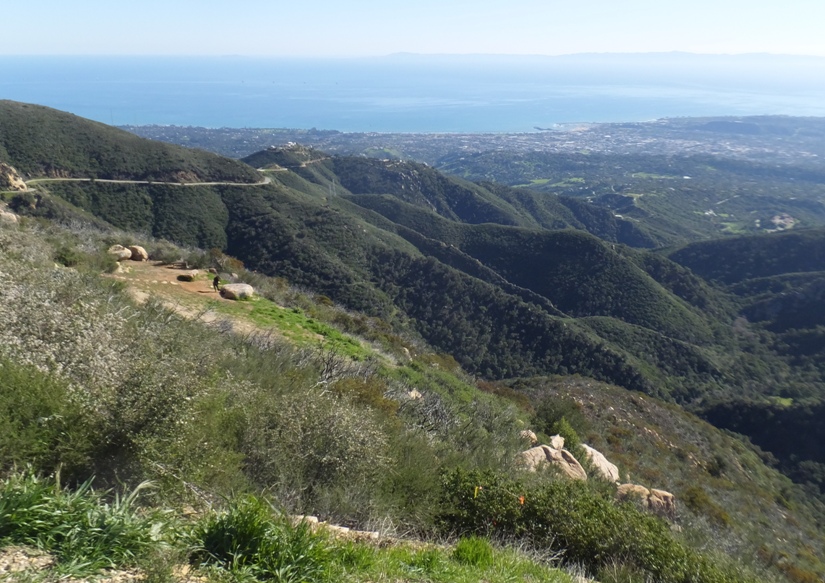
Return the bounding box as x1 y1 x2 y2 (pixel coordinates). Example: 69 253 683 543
107 261 259 336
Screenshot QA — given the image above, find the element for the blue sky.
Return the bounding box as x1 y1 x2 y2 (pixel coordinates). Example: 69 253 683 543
4 0 825 57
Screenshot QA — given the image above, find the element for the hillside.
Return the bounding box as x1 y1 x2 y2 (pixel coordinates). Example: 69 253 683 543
5 196 825 582
664 228 825 499
10 123 822 406
253 151 661 247
0 100 261 183
435 151 825 245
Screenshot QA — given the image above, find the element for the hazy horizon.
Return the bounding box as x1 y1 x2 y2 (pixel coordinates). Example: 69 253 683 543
3 0 825 57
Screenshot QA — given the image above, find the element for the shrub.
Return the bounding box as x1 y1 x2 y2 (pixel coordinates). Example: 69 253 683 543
0 360 93 476
533 396 589 438
240 388 390 517
438 468 756 583
54 244 83 267
550 417 582 452
192 496 331 583
452 535 494 567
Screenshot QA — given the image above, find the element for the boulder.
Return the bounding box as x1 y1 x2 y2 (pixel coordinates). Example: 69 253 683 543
649 489 676 516
128 245 149 261
549 434 565 450
617 483 650 503
0 163 27 191
220 283 255 300
291 515 320 526
0 210 18 224
107 244 133 261
616 484 676 517
581 444 620 482
177 270 199 282
555 448 588 481
519 429 538 445
516 445 587 480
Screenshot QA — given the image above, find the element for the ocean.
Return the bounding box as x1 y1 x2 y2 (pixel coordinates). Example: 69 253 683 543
2 54 825 132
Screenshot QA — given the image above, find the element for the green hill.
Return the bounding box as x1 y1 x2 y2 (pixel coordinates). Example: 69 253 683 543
667 227 825 285
13 130 815 405
0 100 261 183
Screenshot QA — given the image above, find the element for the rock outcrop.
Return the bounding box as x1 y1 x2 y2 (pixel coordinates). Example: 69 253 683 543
220 283 255 300
107 244 133 261
549 434 565 450
177 270 199 282
581 444 620 482
0 163 27 191
616 483 676 517
517 445 587 480
0 209 18 224
519 429 538 445
128 245 149 261
649 488 676 515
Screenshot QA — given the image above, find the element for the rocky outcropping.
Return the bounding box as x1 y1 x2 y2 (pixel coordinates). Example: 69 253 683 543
0 209 18 224
177 270 199 282
517 445 587 480
649 489 676 515
581 444 620 482
291 515 379 541
519 429 538 445
128 245 149 261
616 483 676 516
107 245 134 261
549 434 565 450
220 283 255 300
0 163 27 191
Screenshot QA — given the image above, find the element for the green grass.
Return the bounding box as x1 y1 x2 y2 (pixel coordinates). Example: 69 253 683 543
721 222 748 234
211 296 370 359
0 471 164 576
631 172 680 180
336 543 570 583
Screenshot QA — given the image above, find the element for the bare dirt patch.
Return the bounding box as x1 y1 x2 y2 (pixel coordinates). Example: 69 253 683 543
106 261 259 336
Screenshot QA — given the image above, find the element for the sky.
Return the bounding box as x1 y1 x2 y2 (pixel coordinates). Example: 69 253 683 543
4 0 825 57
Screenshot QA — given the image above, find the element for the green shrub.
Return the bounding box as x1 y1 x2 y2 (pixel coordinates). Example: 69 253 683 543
533 396 589 438
0 360 93 476
438 468 756 583
551 417 582 452
192 496 331 583
452 535 494 567
149 241 184 264
0 471 162 573
240 389 390 516
682 485 731 526
54 244 83 267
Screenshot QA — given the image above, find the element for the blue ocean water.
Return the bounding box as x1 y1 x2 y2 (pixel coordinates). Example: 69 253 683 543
2 54 825 132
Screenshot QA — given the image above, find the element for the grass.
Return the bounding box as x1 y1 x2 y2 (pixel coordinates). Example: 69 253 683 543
631 172 680 180
210 296 370 359
0 471 164 576
0 477 573 583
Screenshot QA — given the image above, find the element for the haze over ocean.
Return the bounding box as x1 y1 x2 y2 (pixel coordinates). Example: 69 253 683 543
3 54 825 132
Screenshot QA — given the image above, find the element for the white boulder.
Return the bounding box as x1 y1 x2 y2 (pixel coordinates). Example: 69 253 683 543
220 283 255 300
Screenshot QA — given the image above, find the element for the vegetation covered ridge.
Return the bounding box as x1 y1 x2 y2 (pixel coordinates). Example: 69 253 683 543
0 100 261 183
1 197 825 583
